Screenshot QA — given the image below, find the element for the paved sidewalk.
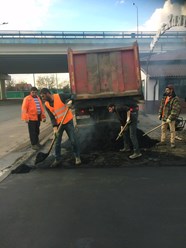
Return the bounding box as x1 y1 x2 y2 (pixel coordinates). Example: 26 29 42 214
0 100 53 180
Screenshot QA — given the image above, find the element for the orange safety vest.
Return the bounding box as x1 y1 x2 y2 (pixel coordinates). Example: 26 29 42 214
45 94 73 124
21 95 46 121
162 96 170 118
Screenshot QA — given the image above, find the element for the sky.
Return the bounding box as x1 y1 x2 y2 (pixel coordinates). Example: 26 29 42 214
0 0 185 32
0 0 185 85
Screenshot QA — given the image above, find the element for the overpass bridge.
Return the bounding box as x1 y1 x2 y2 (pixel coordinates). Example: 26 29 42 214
0 30 186 99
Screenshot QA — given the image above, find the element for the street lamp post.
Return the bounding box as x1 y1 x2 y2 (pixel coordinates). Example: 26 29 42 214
133 3 138 40
33 74 36 87
0 22 8 25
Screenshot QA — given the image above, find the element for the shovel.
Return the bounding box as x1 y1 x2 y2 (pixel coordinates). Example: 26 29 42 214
115 121 130 141
35 107 69 165
143 122 165 137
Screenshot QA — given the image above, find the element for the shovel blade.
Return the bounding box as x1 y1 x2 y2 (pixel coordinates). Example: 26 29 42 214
35 152 49 165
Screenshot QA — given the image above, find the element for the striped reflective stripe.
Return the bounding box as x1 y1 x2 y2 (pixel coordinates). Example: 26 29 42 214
53 106 66 114
54 106 67 119
57 112 66 119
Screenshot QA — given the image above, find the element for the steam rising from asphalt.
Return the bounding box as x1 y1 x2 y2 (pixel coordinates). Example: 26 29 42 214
141 0 186 31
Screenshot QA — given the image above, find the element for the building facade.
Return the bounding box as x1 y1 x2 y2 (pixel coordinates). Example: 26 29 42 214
141 49 186 114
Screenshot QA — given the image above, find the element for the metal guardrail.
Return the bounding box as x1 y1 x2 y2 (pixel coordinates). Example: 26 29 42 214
0 30 185 39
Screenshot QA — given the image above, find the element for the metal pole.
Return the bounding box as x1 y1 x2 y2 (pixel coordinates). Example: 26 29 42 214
56 73 58 93
33 74 36 87
133 3 138 40
0 22 8 26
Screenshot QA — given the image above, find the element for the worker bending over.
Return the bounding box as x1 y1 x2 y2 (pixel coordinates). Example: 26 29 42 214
40 88 81 167
108 103 142 159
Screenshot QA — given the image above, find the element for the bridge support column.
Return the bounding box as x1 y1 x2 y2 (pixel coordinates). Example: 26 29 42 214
0 74 11 100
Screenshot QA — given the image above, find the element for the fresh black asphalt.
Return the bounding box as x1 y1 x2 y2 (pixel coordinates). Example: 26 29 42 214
0 166 186 248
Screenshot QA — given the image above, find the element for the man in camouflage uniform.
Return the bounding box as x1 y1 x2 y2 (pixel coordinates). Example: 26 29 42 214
157 84 181 148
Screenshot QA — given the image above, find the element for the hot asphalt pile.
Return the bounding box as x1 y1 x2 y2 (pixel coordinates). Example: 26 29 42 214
12 121 186 174
59 123 186 168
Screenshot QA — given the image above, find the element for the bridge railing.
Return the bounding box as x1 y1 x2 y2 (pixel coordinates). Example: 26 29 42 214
0 30 185 39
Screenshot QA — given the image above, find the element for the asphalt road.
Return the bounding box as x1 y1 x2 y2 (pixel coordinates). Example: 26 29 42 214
0 166 186 248
1 100 186 248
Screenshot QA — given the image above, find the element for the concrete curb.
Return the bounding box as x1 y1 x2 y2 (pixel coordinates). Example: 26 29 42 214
0 124 53 183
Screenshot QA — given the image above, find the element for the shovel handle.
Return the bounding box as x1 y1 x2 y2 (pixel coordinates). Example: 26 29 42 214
143 122 165 137
47 107 70 154
115 122 129 141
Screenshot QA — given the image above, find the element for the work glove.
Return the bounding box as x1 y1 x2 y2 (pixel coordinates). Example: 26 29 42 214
158 115 162 120
166 118 171 123
53 126 58 138
66 100 72 108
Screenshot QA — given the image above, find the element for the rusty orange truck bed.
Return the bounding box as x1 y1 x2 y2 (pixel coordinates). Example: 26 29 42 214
68 42 143 125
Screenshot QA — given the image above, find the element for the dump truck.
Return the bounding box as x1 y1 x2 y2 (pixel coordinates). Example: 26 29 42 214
67 41 143 126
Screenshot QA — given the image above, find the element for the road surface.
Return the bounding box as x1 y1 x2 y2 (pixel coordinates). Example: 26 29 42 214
0 166 186 248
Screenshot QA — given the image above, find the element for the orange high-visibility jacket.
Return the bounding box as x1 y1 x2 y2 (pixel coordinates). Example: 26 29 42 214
21 95 46 121
45 94 73 124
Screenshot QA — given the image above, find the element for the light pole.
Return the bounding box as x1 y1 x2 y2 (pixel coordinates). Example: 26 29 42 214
0 22 8 25
133 3 138 40
33 74 36 87
56 73 59 92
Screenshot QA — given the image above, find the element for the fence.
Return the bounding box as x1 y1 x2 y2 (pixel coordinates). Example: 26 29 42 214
6 91 30 99
5 89 64 99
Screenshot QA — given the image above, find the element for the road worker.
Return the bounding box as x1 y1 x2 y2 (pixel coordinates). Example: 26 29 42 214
107 103 142 159
40 88 81 167
157 84 181 148
21 87 46 150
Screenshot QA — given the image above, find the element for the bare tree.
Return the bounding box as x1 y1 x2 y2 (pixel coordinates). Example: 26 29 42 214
5 79 16 91
36 75 56 89
62 84 71 93
58 80 70 89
